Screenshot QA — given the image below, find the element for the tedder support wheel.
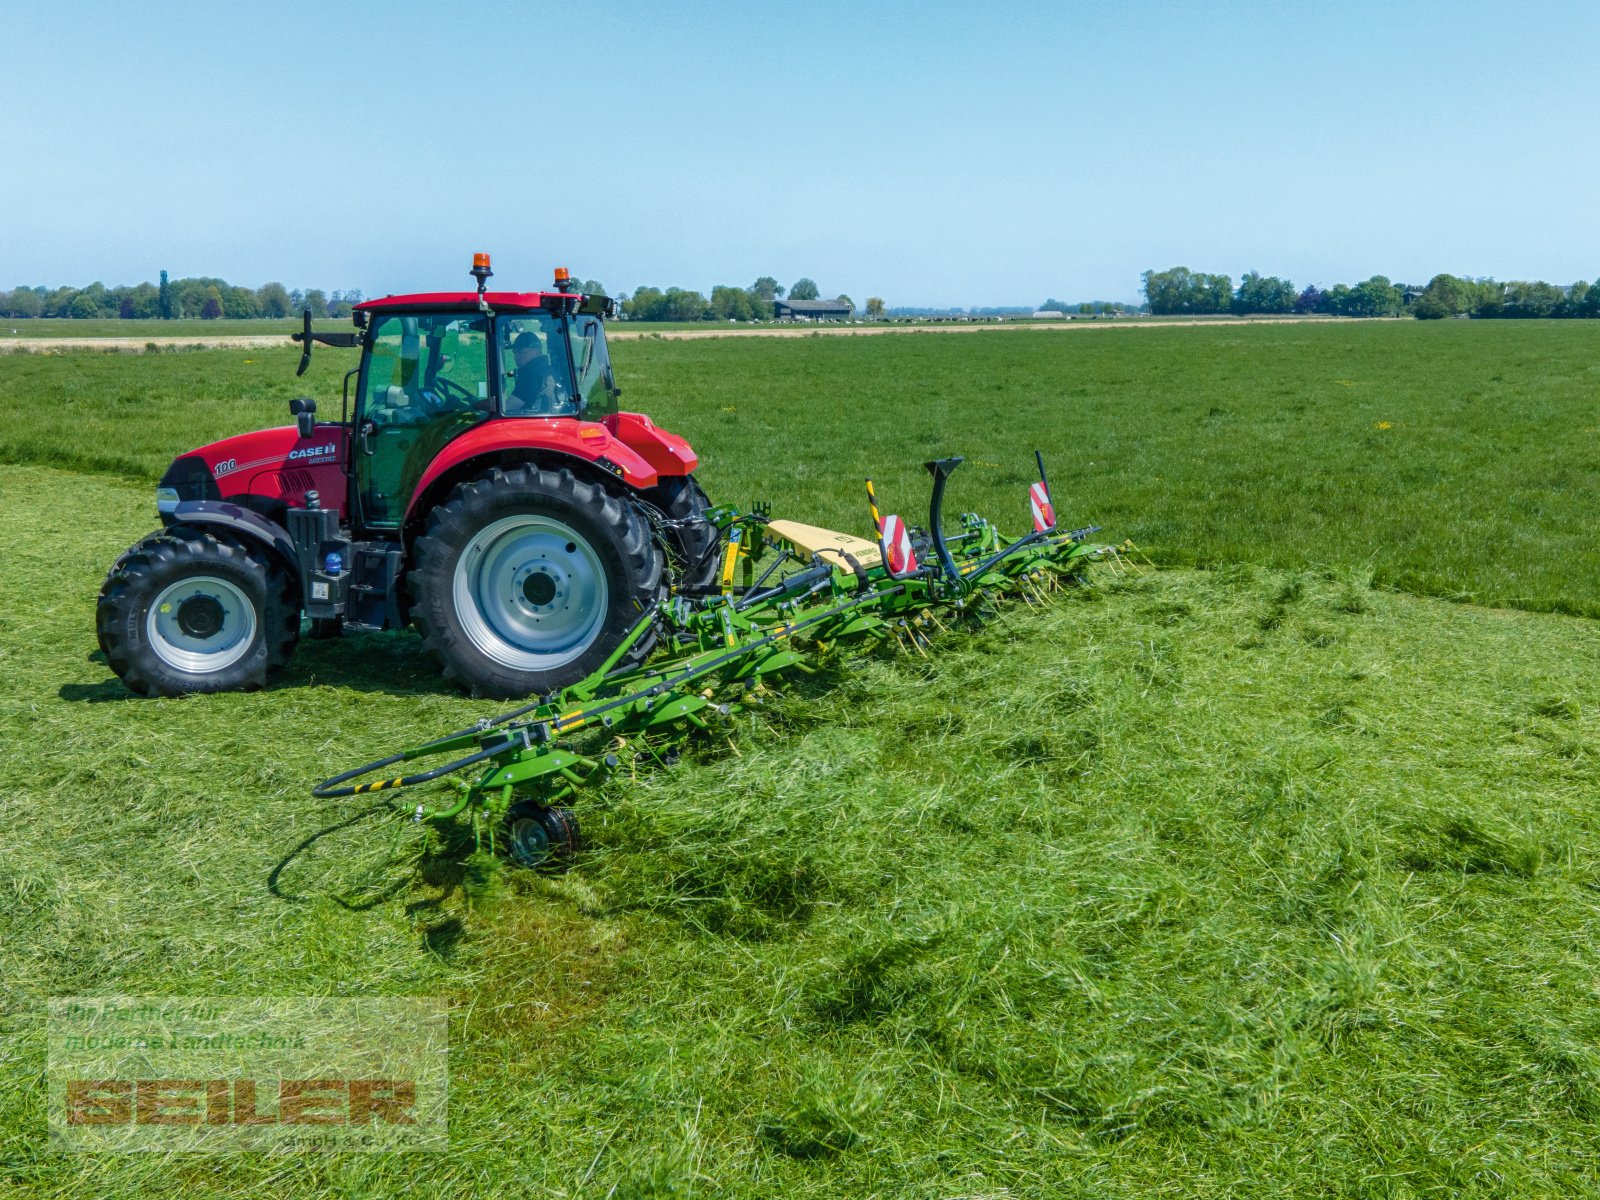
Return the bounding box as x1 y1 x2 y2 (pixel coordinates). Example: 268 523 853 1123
96 525 300 697
503 801 580 871
409 464 664 699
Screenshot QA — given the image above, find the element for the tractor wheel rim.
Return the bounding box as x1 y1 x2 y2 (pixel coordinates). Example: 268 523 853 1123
454 514 608 672
146 576 257 674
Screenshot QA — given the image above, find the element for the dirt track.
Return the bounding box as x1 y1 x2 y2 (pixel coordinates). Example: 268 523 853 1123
0 315 1368 354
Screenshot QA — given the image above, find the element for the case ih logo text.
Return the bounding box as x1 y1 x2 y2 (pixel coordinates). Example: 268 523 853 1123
288 443 336 461
66 1078 417 1126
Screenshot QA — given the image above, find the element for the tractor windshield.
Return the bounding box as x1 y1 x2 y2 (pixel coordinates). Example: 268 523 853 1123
570 314 618 419
498 312 577 418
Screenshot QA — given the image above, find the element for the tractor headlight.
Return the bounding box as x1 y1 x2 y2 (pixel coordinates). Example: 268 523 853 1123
156 486 181 515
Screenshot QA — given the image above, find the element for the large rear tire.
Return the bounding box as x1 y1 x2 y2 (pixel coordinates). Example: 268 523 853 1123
650 473 721 595
410 464 663 699
96 526 300 697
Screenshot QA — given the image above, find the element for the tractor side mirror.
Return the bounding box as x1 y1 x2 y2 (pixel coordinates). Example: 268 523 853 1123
290 397 317 439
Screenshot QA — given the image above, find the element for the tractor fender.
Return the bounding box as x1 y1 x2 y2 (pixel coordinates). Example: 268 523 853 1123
404 417 661 524
604 412 699 477
160 500 301 580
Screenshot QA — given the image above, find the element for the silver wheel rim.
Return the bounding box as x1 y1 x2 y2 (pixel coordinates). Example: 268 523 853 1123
145 576 258 674
453 514 609 672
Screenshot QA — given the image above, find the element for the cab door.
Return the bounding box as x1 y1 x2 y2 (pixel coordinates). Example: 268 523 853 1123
354 312 493 529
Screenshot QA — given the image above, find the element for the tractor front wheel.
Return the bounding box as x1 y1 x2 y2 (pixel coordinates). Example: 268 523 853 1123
410 464 663 698
96 526 300 696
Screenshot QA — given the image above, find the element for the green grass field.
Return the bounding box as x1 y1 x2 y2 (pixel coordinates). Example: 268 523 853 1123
3 322 1600 1196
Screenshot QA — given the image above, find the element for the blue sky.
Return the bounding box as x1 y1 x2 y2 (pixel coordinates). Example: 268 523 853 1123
3 1 1598 306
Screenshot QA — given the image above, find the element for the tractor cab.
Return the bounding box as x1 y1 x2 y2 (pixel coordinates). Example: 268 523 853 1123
345 266 622 530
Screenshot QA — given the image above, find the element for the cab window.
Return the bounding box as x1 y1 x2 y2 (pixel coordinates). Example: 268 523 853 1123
571 314 618 419
357 313 490 526
498 312 577 417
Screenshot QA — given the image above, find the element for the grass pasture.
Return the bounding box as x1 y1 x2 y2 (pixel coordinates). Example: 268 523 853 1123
3 321 1600 1196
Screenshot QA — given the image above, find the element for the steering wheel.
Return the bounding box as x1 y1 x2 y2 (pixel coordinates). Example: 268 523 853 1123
419 377 486 416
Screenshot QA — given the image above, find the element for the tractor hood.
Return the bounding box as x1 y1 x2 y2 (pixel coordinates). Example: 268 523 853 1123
159 424 351 518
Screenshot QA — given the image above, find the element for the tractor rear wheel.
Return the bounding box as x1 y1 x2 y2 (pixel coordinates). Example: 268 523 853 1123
652 473 721 595
410 464 663 698
96 526 300 696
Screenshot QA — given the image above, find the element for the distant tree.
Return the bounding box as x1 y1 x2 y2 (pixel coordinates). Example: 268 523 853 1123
126 282 159 318
1468 279 1504 318
1412 273 1471 320
301 289 329 319
663 287 709 321
751 276 783 302
199 285 224 320
1233 271 1296 314
1037 298 1068 313
1502 280 1564 318
788 277 820 301
711 285 760 321
579 279 605 296
5 287 43 318
158 269 172 320
1338 275 1402 318
1580 279 1600 318
222 286 258 319
79 282 110 316
865 296 886 318
255 282 292 319
835 294 854 313
1561 280 1589 317
623 286 665 321
1321 283 1354 315
1294 285 1324 314
1142 266 1229 314
67 293 99 319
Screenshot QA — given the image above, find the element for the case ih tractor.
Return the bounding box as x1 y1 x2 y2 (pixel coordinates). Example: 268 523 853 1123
97 256 719 699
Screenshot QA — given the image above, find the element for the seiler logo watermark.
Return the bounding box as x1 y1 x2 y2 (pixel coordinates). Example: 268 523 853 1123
49 996 447 1152
65 1078 418 1127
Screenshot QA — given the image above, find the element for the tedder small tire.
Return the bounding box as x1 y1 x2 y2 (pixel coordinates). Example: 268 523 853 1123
96 525 300 697
409 464 664 699
503 801 580 871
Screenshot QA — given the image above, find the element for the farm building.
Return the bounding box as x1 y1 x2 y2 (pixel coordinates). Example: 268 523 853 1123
773 298 853 321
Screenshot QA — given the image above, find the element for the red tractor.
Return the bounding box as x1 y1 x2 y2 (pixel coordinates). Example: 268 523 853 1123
97 256 720 699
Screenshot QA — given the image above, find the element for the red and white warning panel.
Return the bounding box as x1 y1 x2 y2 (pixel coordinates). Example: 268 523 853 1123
1029 481 1056 533
880 513 918 577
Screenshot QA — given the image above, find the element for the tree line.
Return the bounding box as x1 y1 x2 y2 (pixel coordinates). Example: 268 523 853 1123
1143 266 1600 319
0 273 363 321
619 276 874 321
